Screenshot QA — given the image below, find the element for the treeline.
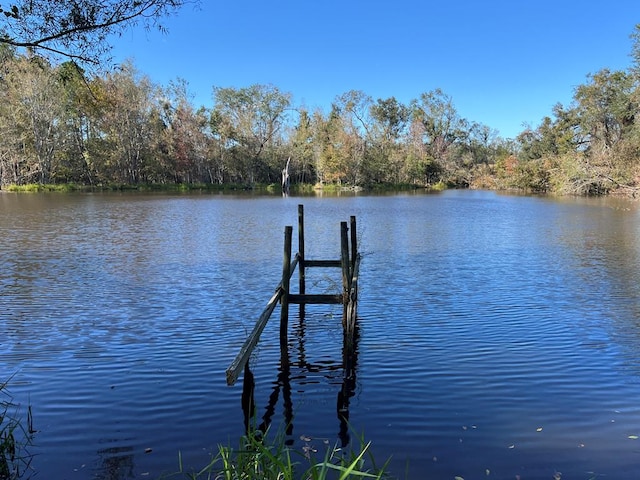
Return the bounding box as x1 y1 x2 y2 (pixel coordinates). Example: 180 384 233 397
510 25 640 196
0 46 510 190
2 26 640 195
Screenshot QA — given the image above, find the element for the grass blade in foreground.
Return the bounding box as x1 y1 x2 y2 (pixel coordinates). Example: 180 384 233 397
167 428 392 480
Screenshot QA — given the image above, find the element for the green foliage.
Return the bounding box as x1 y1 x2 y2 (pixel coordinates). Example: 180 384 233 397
512 158 551 193
370 97 409 143
4 183 83 192
511 39 640 195
167 428 391 480
547 152 618 196
212 84 292 183
430 180 448 191
411 88 467 163
630 24 640 76
1 378 33 480
574 69 636 150
3 24 640 195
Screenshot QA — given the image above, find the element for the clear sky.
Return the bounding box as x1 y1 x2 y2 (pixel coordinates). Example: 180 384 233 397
109 0 640 139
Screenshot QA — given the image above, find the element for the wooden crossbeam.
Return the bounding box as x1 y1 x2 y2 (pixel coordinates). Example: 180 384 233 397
303 259 342 268
288 294 344 305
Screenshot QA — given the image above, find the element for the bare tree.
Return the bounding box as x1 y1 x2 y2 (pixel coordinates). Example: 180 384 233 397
0 54 63 184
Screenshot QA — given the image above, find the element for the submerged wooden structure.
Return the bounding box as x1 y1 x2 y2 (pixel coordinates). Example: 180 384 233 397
226 204 361 386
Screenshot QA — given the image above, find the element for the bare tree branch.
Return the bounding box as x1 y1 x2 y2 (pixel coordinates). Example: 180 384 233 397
0 1 197 64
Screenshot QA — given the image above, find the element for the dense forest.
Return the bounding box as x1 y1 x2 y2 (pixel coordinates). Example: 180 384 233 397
2 25 640 195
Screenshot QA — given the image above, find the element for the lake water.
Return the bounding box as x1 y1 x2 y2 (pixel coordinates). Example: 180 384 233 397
2 190 640 479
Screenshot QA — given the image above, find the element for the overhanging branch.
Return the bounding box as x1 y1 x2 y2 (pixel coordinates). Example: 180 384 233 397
0 1 196 63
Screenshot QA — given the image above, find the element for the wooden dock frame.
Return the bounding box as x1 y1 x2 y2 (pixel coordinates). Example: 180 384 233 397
226 204 361 386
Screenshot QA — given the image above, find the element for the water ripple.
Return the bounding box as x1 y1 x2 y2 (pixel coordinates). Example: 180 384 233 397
2 192 640 479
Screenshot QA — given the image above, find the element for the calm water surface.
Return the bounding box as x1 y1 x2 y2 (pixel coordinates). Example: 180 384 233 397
2 190 640 479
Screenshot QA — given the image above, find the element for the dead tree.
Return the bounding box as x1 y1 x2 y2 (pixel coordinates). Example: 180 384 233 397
282 157 291 194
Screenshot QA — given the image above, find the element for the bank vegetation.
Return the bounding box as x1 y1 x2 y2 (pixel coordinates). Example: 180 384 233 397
2 26 640 196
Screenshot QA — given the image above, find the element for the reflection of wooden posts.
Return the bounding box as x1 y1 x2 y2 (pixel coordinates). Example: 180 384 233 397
241 364 256 433
337 318 359 447
226 205 360 386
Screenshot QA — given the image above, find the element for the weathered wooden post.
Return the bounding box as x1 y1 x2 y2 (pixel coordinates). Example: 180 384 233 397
345 253 359 334
280 226 293 346
298 204 306 318
345 216 359 333
340 221 351 311
350 215 357 271
298 205 305 296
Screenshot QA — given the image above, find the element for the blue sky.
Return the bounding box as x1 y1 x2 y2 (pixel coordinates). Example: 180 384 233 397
110 0 639 139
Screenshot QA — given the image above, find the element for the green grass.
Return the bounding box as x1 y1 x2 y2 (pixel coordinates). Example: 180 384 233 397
2 181 443 196
167 428 391 480
2 182 282 194
4 183 88 192
1 377 34 480
429 180 448 191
